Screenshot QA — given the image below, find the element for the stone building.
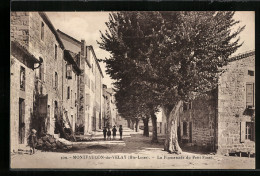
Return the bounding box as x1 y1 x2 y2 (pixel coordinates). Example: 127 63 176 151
57 30 103 135
62 49 81 133
10 40 40 152
11 12 66 148
177 51 255 155
102 85 120 128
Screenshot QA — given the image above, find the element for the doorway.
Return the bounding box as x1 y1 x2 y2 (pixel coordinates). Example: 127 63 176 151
189 122 192 143
19 98 25 144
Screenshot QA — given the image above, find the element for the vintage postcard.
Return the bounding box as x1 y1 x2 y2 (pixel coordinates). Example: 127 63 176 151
10 11 255 169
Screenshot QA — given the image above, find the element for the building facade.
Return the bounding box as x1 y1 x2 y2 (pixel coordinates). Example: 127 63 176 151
10 40 40 152
62 50 81 133
11 12 66 149
177 51 255 155
57 30 103 135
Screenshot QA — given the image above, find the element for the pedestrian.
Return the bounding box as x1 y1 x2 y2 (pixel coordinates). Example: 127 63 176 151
119 125 123 140
28 129 37 154
112 125 117 140
103 127 107 140
107 128 111 140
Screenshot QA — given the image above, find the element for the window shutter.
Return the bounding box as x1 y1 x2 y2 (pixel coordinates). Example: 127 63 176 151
246 83 254 107
240 121 246 143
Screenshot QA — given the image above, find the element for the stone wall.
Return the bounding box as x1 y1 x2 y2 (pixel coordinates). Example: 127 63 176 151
11 12 65 137
10 12 29 48
10 54 35 152
62 59 79 132
179 94 216 150
28 12 64 135
217 53 255 155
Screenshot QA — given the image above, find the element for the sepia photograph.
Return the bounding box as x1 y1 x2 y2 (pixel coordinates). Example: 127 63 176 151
10 11 255 169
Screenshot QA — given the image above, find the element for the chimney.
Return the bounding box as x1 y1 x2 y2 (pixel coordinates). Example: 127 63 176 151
81 39 86 57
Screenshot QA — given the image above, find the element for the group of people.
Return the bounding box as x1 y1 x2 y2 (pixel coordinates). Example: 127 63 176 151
103 125 123 140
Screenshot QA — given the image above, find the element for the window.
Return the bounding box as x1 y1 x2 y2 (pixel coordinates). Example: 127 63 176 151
183 122 188 136
248 70 254 76
54 72 58 89
20 66 25 91
240 121 255 142
67 86 70 99
75 93 77 107
246 83 254 108
71 90 73 104
55 44 57 60
66 64 72 79
41 22 44 40
245 122 253 140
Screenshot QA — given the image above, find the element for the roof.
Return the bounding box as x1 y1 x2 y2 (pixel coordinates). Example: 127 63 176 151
11 40 40 64
56 30 104 78
38 12 65 50
64 50 81 74
88 45 104 78
57 29 81 45
228 50 255 62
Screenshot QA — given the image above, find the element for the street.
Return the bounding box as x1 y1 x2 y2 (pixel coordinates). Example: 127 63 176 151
11 128 255 169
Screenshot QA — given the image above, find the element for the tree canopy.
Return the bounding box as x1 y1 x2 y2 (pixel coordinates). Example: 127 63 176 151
98 11 244 151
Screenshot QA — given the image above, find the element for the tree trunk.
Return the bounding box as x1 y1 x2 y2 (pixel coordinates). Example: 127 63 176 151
130 119 135 130
127 119 131 128
151 112 158 143
135 119 139 132
143 118 149 137
164 101 183 154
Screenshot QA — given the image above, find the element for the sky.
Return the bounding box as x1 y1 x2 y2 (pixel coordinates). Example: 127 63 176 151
47 11 255 88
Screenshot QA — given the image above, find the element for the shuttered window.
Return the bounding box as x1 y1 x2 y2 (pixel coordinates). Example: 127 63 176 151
246 122 254 141
241 121 255 142
20 66 25 91
55 44 57 60
246 83 254 108
54 72 58 89
66 64 72 79
67 86 70 99
41 22 44 40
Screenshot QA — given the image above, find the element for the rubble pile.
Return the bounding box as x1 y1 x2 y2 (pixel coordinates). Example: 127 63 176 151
36 134 73 151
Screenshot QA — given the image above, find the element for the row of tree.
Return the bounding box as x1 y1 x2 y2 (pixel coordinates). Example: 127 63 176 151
98 11 244 154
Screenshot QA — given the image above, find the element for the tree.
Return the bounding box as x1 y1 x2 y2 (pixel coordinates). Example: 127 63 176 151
98 11 244 153
115 83 151 136
98 12 161 142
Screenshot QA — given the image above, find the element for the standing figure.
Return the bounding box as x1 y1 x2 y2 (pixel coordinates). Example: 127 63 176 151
119 125 123 140
103 127 107 140
107 128 111 140
112 126 117 140
28 129 37 154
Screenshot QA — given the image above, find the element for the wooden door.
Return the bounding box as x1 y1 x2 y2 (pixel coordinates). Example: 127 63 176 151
19 98 25 144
